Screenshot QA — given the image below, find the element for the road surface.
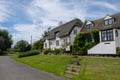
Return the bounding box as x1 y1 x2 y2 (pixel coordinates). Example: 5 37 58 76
0 56 67 80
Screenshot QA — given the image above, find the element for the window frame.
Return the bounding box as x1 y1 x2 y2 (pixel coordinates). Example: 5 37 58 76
104 18 114 26
73 29 77 35
101 29 114 42
86 24 93 29
56 40 59 46
63 39 67 44
45 43 47 48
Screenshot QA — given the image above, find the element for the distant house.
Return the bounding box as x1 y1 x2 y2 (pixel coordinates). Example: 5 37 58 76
81 12 120 55
44 18 83 51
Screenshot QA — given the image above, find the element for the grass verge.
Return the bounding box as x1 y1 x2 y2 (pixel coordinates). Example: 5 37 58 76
72 57 120 80
12 55 120 80
12 55 72 76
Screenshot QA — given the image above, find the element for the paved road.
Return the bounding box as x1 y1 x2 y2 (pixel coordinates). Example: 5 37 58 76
0 56 67 80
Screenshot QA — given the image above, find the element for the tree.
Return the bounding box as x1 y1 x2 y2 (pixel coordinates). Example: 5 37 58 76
0 29 12 54
33 39 44 50
14 40 31 52
42 27 51 38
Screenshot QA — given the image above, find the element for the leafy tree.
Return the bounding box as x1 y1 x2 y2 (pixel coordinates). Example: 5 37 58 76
33 39 44 50
42 27 51 38
0 29 12 54
14 40 31 52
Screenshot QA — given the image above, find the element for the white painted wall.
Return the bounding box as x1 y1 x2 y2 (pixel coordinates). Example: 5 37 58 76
70 26 81 44
88 41 116 54
115 29 120 47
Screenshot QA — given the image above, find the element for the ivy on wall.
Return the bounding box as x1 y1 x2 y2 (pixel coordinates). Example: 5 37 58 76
72 29 99 55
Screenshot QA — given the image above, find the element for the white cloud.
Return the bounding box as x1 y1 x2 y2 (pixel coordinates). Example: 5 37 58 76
26 0 119 26
0 26 8 30
12 24 45 45
26 0 87 26
0 0 13 22
91 1 119 11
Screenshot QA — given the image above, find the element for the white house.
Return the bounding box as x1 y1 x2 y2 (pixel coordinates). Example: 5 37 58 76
44 18 83 51
81 12 120 55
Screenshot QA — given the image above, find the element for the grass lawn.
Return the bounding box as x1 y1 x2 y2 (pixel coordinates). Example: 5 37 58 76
12 55 72 76
12 55 120 80
72 57 120 80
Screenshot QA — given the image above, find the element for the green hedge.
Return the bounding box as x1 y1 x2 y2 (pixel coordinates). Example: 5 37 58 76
18 50 40 58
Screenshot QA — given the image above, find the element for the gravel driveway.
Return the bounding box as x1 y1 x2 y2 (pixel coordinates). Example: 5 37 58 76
0 56 67 80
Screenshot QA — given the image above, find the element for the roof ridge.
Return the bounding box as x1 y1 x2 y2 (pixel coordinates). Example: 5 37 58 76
50 18 82 31
89 12 120 22
56 18 81 28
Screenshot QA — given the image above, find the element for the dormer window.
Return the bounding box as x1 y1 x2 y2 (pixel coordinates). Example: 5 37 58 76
104 15 115 26
86 24 93 29
104 18 114 26
86 21 93 29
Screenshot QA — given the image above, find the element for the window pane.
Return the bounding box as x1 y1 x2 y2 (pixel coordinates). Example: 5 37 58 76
86 25 89 29
104 19 114 26
104 20 108 26
63 39 67 43
101 30 113 41
45 43 47 48
73 29 77 34
56 40 59 46
86 24 93 29
109 19 113 25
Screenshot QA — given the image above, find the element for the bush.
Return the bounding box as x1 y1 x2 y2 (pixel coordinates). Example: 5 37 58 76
83 42 94 54
90 30 99 44
18 50 40 58
72 32 86 54
116 46 120 55
0 51 9 55
54 49 61 55
43 48 65 55
43 49 51 55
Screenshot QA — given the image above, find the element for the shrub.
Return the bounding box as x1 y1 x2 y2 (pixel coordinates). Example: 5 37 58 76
90 30 99 44
18 50 40 58
43 49 51 55
54 49 61 55
83 42 94 54
72 32 86 54
116 46 120 55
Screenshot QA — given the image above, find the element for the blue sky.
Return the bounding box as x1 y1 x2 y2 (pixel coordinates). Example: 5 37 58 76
0 0 120 44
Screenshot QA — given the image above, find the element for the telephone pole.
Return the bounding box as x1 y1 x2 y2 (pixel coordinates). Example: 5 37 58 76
31 35 33 50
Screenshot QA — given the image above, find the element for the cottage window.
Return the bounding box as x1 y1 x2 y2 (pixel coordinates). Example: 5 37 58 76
56 40 59 46
63 39 67 44
104 18 114 26
73 29 77 34
101 29 113 41
49 41 52 46
86 24 93 29
45 43 47 48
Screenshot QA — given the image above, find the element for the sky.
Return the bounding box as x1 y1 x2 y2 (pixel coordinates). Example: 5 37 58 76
0 0 120 45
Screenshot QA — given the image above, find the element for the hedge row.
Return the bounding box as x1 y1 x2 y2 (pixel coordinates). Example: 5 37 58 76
18 50 40 58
